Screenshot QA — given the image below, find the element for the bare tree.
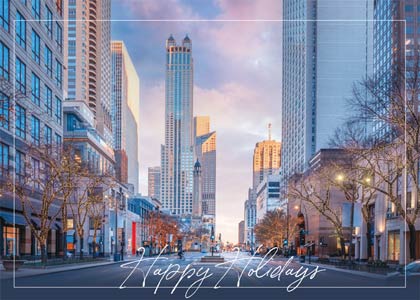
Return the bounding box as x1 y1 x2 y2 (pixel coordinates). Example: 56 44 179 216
3 143 66 264
333 53 420 260
69 170 114 259
254 210 296 248
87 188 108 258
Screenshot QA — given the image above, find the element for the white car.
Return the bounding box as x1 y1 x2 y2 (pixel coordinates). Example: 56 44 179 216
387 260 420 278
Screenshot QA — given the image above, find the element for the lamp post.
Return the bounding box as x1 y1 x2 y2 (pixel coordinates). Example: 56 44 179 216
336 173 357 264
113 187 123 262
286 201 289 254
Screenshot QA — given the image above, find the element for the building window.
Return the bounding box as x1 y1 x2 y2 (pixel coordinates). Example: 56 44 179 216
55 97 61 124
55 133 61 146
15 150 25 182
0 142 8 176
55 60 62 88
0 41 9 80
15 57 26 94
44 46 52 77
67 218 74 229
31 72 40 105
30 115 40 146
31 0 40 20
55 22 62 52
0 91 9 129
44 125 51 145
45 6 52 37
15 11 26 49
3 226 19 256
0 0 9 30
45 85 52 116
31 30 40 64
31 158 40 189
15 104 26 139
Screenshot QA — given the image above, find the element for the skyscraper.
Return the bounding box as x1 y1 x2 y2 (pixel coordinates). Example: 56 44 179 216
238 220 245 245
372 0 420 138
252 124 281 190
160 35 194 215
0 0 64 257
194 116 216 217
148 166 161 200
111 41 140 193
281 0 373 183
64 0 113 147
244 189 257 249
194 116 209 137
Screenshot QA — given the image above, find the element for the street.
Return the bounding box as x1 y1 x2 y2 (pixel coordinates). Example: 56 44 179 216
2 251 419 300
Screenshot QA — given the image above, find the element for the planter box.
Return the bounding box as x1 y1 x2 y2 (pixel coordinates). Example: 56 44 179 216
2 260 26 271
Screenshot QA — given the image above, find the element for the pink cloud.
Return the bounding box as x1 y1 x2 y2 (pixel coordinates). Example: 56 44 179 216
215 0 282 20
118 0 200 19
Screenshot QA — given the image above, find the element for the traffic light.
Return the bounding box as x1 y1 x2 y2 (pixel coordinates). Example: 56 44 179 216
283 239 288 246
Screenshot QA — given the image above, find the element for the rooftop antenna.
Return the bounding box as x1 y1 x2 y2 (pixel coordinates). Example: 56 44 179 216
268 123 272 141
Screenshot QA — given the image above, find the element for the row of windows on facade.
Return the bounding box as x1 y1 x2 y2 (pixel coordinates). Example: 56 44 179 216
0 142 62 185
1 0 63 52
0 41 63 94
0 94 62 146
1 0 63 30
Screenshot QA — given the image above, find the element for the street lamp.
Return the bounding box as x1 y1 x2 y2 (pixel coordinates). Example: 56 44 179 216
335 173 356 264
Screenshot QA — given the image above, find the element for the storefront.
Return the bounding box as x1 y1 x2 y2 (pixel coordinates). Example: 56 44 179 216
0 211 27 257
387 230 400 262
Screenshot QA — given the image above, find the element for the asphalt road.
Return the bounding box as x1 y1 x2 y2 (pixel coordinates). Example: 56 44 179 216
2 251 419 300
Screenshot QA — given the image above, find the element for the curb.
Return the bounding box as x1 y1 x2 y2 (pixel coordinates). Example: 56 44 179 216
299 262 387 279
1 259 131 280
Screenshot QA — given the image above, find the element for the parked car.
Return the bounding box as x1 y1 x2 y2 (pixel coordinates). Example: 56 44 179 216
387 260 420 278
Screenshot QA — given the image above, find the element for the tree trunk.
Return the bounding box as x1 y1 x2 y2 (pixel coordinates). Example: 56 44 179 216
92 241 96 259
92 230 97 259
61 206 68 260
80 236 84 259
366 222 372 260
40 242 48 265
408 223 417 261
62 231 67 260
339 237 346 259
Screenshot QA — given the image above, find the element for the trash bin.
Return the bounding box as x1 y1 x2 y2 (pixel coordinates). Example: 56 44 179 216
113 253 121 261
299 255 305 263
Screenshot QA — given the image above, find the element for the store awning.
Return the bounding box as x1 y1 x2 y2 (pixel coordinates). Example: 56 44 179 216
31 218 41 229
66 229 75 236
0 211 27 226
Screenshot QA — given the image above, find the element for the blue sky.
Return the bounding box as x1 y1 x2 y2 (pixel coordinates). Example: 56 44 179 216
111 0 283 243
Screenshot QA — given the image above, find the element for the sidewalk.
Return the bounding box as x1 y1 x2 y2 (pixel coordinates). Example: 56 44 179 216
0 258 126 280
0 253 182 280
274 256 388 279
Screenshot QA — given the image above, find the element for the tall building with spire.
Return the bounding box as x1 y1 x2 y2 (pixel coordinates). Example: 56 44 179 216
160 35 194 215
252 124 281 190
194 116 216 218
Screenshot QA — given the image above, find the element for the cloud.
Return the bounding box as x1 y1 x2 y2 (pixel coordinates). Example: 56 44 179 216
215 0 282 20
114 0 283 244
118 0 200 19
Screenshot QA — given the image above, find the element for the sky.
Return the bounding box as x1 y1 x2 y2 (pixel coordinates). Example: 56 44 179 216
111 0 283 243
